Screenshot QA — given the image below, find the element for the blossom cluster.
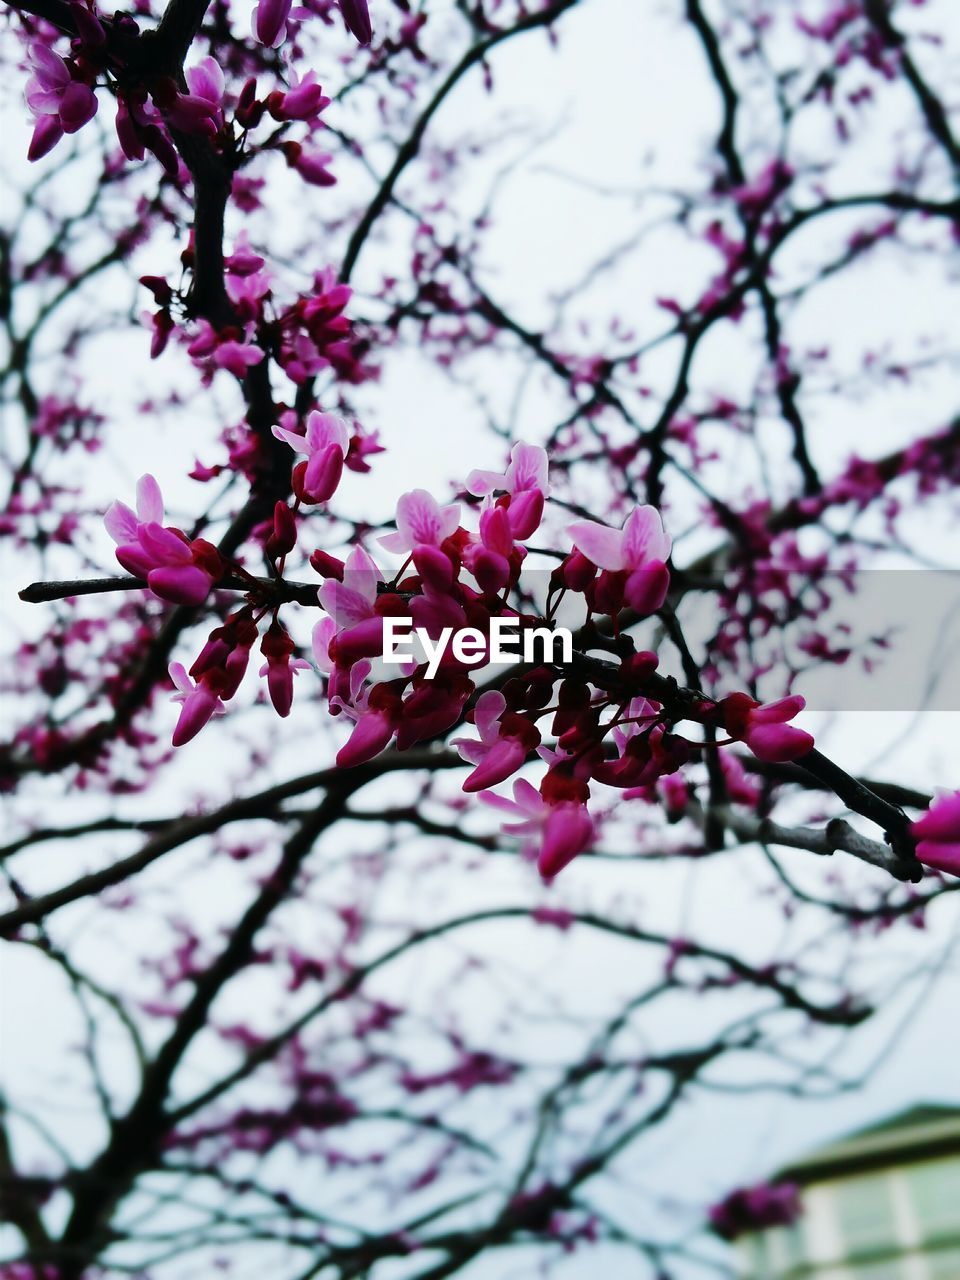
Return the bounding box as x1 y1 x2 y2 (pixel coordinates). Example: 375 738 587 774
23 0 365 174
104 438 827 878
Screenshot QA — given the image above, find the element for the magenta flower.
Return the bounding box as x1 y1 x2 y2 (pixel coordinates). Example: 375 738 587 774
481 779 595 878
464 503 517 594
453 691 541 793
25 43 98 161
339 0 372 44
467 441 549 539
185 57 226 113
379 490 461 556
104 474 222 606
187 320 265 379
568 505 671 615
213 339 264 377
168 662 226 747
328 668 401 768
258 622 311 718
285 145 337 187
317 546 390 669
158 83 220 136
273 410 350 504
912 792 960 875
269 71 330 121
254 0 293 47
723 693 814 763
467 442 549 500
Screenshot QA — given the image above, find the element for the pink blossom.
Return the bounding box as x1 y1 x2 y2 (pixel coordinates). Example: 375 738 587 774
911 792 960 876
723 693 814 763
467 441 549 538
273 410 350 503
225 234 265 277
158 87 220 136
719 750 762 807
104 475 221 606
379 490 461 556
25 43 98 160
569 505 670 572
467 442 549 499
318 545 381 626
259 622 311 718
346 425 385 473
269 70 330 121
481 778 595 878
463 503 519 594
185 57 226 112
187 321 265 379
254 0 293 47
335 677 401 769
285 145 337 187
568 505 671 614
169 662 226 747
453 691 540 792
213 339 264 377
339 0 372 45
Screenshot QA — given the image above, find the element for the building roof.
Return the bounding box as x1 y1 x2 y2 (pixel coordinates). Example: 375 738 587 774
776 1103 960 1186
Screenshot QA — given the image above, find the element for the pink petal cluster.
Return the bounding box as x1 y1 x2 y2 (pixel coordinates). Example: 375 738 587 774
481 778 595 879
339 0 372 45
379 490 461 557
253 0 293 47
25 42 99 161
467 442 549 540
139 432 820 884
453 691 541 792
187 320 265 379
104 475 223 606
567 505 672 616
273 411 350 504
722 693 814 763
911 792 960 876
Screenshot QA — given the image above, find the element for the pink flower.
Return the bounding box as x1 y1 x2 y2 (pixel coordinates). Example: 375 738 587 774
259 622 311 718
568 505 671 615
254 0 293 47
339 0 372 44
187 321 265 379
213 339 264 377
268 71 330 121
719 750 762 807
379 490 461 556
169 662 226 747
481 778 595 878
912 792 960 875
318 545 380 620
464 503 517 594
273 410 350 503
346 425 385 473
25 43 98 160
158 85 220 136
467 441 549 539
467 442 549 498
723 693 814 763
285 145 337 187
453 691 540 792
104 474 222 606
185 57 226 113
331 671 401 768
